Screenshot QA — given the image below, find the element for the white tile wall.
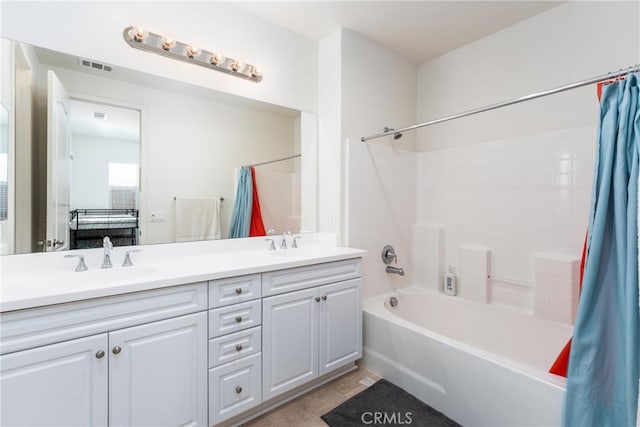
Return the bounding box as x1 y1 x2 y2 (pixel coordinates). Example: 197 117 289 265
412 224 444 290
459 245 490 303
417 126 595 314
534 255 580 324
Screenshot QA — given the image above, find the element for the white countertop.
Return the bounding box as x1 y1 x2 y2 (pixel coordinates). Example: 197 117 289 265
0 235 366 312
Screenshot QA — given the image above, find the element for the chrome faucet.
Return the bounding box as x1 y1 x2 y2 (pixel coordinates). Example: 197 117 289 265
386 266 405 276
102 236 113 269
265 238 276 251
281 231 291 249
64 254 88 272
122 249 141 267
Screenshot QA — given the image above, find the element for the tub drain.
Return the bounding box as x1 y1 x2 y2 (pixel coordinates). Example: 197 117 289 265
389 296 398 307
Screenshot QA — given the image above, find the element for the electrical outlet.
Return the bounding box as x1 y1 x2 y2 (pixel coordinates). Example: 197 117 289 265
150 211 165 222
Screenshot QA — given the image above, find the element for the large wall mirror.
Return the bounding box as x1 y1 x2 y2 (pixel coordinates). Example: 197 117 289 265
1 39 317 255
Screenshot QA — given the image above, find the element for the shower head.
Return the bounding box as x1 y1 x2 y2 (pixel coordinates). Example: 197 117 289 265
384 126 403 140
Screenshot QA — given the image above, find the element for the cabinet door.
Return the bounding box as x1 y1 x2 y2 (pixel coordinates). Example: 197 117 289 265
319 279 362 375
262 287 318 401
0 334 108 427
109 312 207 427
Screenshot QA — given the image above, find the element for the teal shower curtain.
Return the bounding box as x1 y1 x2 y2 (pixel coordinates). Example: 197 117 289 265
228 167 253 238
563 73 640 426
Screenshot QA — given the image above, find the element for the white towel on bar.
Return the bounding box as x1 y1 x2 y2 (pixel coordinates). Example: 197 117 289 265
175 197 221 242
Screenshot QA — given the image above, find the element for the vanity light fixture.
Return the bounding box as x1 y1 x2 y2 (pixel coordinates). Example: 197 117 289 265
210 53 225 66
231 60 244 72
161 37 175 51
123 26 263 82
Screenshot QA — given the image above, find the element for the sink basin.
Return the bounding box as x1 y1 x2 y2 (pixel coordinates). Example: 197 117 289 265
4 266 158 289
71 266 158 284
267 246 335 258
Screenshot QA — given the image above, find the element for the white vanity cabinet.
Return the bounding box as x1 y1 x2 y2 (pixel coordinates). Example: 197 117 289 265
109 312 207 427
0 283 208 427
0 334 109 426
0 252 364 427
261 260 362 401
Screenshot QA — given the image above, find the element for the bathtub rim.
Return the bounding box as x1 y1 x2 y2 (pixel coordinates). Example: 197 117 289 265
362 287 568 391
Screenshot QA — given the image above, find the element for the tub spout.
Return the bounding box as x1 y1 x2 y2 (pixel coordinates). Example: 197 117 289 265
386 266 405 276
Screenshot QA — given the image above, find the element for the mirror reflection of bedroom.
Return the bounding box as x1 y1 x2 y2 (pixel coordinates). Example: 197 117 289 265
68 99 140 249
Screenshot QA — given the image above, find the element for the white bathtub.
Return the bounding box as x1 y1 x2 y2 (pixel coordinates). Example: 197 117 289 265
362 287 573 426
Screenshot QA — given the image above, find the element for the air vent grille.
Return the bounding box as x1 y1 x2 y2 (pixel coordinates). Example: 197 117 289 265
78 57 113 72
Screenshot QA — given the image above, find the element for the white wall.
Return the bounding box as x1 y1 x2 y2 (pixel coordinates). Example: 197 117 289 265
417 1 640 150
317 30 342 238
50 66 296 244
340 30 417 299
1 1 317 113
416 1 640 311
70 134 139 210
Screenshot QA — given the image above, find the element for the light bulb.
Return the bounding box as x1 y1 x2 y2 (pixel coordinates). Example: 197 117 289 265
161 37 175 51
210 53 225 66
251 66 263 78
231 60 244 72
132 26 146 42
186 46 200 59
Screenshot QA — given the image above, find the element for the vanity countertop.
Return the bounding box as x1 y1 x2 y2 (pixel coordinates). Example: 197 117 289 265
0 237 366 312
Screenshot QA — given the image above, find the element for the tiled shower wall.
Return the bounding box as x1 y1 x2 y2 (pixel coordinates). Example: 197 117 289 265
416 126 597 313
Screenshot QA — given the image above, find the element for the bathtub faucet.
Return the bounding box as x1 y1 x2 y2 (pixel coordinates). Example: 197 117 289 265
386 265 405 276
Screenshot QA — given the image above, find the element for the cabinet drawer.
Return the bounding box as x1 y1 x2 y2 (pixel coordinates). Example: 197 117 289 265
262 259 361 297
1 283 208 355
209 326 261 368
208 274 261 308
209 352 262 425
208 300 261 338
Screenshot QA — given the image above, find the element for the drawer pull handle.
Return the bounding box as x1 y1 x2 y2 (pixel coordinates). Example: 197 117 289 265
235 386 242 394
235 316 242 323
112 346 122 355
95 350 105 359
235 288 243 294
315 297 321 302
235 344 243 352
322 295 327 301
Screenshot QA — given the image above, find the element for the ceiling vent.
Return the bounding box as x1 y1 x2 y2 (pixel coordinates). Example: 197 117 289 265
93 112 107 120
78 57 113 72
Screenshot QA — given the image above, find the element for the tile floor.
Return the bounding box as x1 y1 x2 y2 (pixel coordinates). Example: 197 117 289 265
241 364 381 426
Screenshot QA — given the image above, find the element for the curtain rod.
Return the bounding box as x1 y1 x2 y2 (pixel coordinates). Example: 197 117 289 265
361 64 640 142
246 154 301 167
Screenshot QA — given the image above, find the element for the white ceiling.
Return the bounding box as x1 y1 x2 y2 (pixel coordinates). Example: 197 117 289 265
69 99 140 142
233 1 563 64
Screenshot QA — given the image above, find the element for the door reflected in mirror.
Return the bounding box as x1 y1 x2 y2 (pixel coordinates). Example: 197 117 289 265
2 39 316 255
68 100 141 250
0 102 9 254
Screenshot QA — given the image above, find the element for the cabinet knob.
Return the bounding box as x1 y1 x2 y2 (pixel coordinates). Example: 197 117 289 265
235 344 243 352
315 297 321 302
235 386 242 394
112 346 122 355
322 295 327 301
95 350 105 359
235 288 243 295
235 316 242 323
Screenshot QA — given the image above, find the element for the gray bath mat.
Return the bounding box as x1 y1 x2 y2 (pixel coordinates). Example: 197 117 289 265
321 379 461 427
